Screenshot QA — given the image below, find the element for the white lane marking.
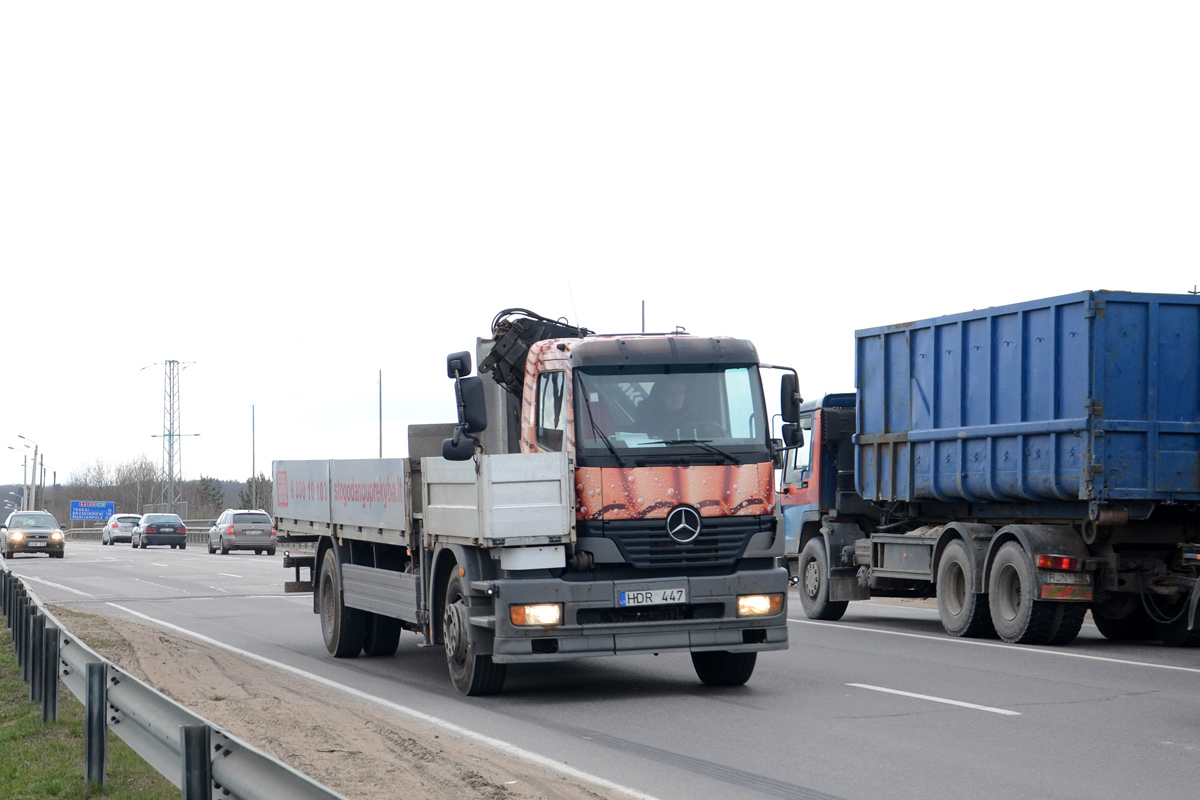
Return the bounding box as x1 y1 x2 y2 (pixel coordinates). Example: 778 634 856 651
106 604 659 800
152 563 170 567
790 617 1200 675
217 573 242 578
133 578 183 591
18 575 95 597
847 683 1020 716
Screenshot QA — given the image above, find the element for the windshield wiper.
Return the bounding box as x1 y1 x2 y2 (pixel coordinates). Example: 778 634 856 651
646 438 742 464
582 393 626 468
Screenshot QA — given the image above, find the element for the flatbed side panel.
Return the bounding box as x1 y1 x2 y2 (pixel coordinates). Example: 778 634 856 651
341 564 421 623
328 459 409 531
273 460 331 523
480 452 575 544
423 452 574 546
856 291 1200 506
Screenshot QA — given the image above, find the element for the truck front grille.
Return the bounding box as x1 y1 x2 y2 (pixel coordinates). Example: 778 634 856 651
582 516 771 569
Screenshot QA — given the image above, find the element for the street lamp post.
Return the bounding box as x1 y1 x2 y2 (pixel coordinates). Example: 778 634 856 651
18 436 39 510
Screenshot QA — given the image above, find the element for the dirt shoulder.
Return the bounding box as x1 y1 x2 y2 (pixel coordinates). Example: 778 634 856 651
48 605 617 800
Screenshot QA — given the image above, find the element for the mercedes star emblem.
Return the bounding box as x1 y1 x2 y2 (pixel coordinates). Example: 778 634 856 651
666 505 702 544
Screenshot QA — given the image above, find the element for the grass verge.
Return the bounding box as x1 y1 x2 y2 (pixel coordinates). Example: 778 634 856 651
0 635 177 800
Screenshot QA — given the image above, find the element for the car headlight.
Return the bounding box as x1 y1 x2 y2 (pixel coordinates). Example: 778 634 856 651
9 531 24 542
51 531 63 541
509 603 562 627
737 593 784 617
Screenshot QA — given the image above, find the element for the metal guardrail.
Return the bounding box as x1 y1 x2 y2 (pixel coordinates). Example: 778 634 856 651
0 565 348 800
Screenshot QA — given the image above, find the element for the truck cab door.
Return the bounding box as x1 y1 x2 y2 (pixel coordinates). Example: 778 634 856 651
779 412 820 554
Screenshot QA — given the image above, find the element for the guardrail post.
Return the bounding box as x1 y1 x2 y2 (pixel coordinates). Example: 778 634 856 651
1 571 8 616
23 605 38 684
85 662 107 787
12 590 24 645
42 623 59 723
181 724 212 800
30 612 45 702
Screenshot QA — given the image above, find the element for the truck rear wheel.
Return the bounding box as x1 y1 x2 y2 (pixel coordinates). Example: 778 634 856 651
362 613 402 657
936 539 995 638
1045 602 1086 645
798 539 848 621
319 549 366 658
988 542 1057 644
443 572 506 695
691 651 756 686
1091 596 1155 641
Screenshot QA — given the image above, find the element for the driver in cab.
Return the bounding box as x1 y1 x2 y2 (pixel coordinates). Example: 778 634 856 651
638 379 691 439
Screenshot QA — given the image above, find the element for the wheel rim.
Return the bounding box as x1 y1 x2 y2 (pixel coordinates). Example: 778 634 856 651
803 559 821 600
944 561 967 616
444 600 468 664
996 563 1022 622
320 572 336 632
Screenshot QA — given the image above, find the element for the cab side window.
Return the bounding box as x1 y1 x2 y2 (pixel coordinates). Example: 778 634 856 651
784 414 815 484
536 371 567 451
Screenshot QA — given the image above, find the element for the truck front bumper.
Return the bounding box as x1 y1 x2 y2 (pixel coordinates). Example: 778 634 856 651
484 568 789 663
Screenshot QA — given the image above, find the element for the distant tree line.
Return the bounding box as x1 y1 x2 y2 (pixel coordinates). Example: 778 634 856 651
5 455 275 525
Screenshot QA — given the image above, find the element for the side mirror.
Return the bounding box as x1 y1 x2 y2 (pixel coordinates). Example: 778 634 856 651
447 351 472 379
458 376 488 433
442 427 477 461
782 423 804 448
780 374 801 423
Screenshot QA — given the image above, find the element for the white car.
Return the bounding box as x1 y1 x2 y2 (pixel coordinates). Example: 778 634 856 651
102 513 142 545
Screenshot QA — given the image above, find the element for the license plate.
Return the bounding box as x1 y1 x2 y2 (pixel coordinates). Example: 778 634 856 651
619 587 687 607
1042 572 1089 585
245 529 262 535
28 541 46 547
161 528 175 533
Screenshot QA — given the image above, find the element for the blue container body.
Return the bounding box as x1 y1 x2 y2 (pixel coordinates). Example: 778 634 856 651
854 291 1200 511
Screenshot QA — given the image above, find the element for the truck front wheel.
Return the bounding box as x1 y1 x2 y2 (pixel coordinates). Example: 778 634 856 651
691 651 756 686
936 539 995 638
443 572 506 695
319 549 366 658
798 539 848 621
988 542 1058 644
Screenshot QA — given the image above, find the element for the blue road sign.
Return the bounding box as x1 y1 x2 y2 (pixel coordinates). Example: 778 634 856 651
71 501 115 521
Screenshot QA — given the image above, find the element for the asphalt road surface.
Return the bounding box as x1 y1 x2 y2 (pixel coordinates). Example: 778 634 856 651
7 541 1200 800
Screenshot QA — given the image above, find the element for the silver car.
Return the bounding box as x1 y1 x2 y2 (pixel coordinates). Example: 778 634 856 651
2 510 65 559
208 509 276 555
102 513 142 545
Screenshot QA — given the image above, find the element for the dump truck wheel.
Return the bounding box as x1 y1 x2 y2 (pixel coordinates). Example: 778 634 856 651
798 538 847 621
937 539 995 638
988 542 1056 644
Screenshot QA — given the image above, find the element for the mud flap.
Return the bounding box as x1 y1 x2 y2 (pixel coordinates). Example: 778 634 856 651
1188 580 1200 631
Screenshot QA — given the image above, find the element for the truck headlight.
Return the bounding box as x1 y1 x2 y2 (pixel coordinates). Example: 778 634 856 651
737 593 784 617
510 603 562 627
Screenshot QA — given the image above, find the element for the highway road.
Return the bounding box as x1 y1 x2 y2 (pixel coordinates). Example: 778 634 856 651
7 541 1200 800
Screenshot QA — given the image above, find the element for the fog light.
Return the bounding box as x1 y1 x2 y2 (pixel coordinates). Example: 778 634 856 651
510 603 562 627
737 593 784 617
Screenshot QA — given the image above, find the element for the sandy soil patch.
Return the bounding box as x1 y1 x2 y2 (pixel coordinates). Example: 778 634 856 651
48 605 618 800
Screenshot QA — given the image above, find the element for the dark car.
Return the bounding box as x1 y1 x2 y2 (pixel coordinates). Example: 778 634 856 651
1 510 65 559
207 509 276 555
102 513 142 545
132 513 187 549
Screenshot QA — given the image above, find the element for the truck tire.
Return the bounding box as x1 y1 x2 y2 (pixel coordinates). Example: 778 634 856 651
362 613 402 657
443 572 506 695
691 651 757 686
988 541 1058 644
936 539 995 638
798 539 848 621
319 549 366 658
1091 597 1155 641
1045 603 1086 645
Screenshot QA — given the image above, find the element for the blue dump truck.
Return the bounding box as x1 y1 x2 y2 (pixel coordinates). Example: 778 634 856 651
780 290 1200 646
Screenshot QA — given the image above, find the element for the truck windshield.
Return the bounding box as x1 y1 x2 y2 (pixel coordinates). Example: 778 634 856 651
574 365 768 458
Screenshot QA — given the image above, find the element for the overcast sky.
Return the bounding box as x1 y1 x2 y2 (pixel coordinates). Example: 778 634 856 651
2 2 1197 490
